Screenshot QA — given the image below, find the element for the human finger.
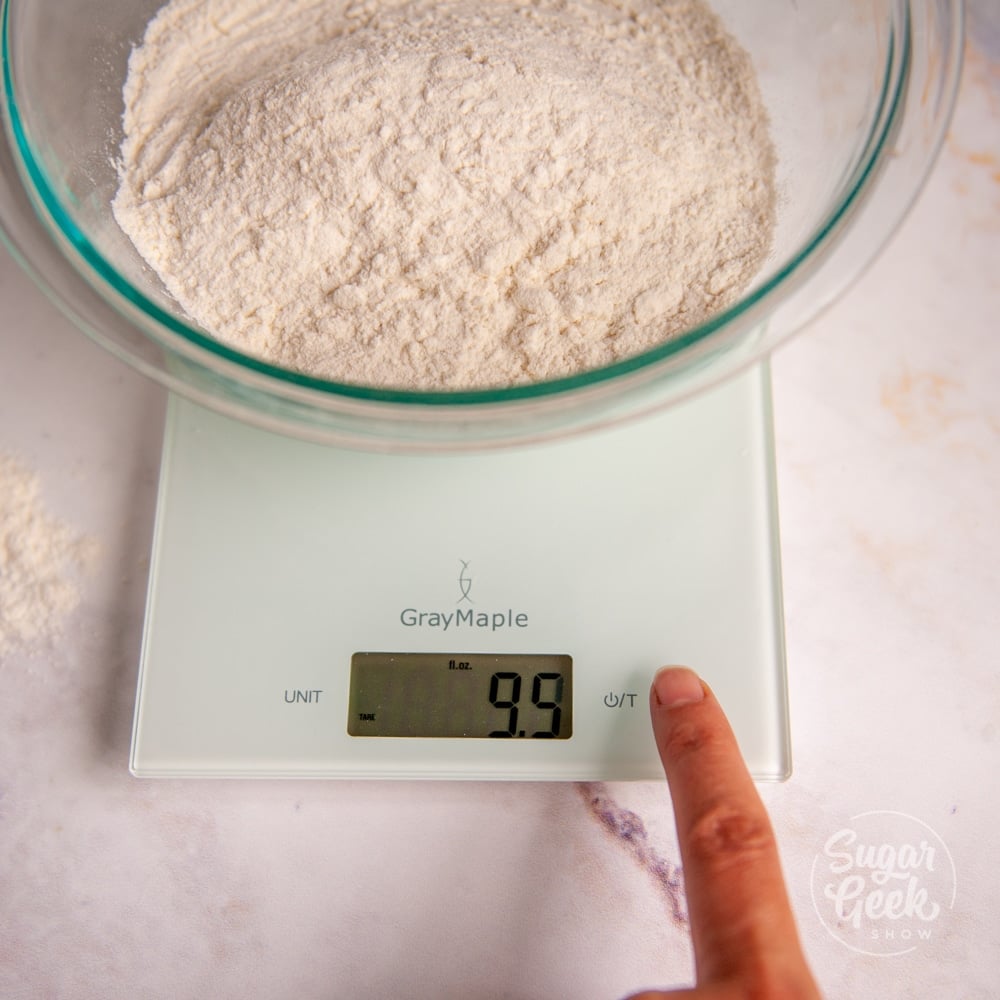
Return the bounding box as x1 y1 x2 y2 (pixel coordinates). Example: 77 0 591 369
648 666 819 996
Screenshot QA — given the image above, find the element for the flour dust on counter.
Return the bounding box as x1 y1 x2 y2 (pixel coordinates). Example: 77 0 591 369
113 0 776 389
0 452 98 657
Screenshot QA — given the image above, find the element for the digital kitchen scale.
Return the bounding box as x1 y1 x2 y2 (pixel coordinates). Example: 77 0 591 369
130 361 790 780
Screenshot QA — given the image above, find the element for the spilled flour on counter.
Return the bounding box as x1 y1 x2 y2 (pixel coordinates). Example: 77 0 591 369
0 453 96 657
114 0 776 389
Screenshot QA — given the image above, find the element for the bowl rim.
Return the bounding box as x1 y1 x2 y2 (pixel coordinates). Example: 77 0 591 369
0 0 913 409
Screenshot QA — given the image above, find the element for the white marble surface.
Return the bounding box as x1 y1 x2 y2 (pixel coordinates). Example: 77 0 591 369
2 20 999 1000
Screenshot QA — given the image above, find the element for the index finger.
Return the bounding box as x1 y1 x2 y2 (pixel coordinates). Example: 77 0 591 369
649 666 817 995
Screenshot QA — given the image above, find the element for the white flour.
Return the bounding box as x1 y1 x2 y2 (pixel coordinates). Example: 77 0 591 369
0 453 95 657
114 0 776 390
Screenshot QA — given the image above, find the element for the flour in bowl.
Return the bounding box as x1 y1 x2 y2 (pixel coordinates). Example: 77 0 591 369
113 0 776 390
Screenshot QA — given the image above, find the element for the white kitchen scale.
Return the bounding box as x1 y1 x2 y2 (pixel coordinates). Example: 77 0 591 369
130 361 790 781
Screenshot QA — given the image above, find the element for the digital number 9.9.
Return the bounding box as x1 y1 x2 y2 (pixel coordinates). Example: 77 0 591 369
488 671 564 738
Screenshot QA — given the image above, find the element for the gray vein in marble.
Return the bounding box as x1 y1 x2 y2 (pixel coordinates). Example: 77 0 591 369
578 783 687 927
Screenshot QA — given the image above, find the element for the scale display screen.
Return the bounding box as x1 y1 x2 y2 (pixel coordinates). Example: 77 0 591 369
348 652 573 739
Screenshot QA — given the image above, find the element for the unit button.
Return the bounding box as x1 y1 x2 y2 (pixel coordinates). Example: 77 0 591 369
284 689 323 704
602 691 638 709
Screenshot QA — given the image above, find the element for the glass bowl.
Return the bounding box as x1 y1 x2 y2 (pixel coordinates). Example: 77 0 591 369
0 0 963 452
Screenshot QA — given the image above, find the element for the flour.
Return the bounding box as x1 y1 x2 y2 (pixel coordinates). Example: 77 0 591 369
0 453 95 657
114 0 776 390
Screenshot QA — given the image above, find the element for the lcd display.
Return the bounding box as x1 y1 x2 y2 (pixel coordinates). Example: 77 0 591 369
348 652 572 739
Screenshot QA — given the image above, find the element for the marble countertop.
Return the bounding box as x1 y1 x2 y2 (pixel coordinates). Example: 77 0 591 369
2 15 998 1000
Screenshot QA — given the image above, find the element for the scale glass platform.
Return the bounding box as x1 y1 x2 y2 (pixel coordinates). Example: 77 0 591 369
130 361 790 781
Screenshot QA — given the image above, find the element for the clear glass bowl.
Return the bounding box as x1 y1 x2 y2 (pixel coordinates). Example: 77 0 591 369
0 0 963 451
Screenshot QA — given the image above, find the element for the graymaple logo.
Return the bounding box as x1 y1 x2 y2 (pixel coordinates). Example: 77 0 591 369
457 559 473 604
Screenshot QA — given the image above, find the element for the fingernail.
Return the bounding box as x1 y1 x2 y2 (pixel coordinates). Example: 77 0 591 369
653 666 705 708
